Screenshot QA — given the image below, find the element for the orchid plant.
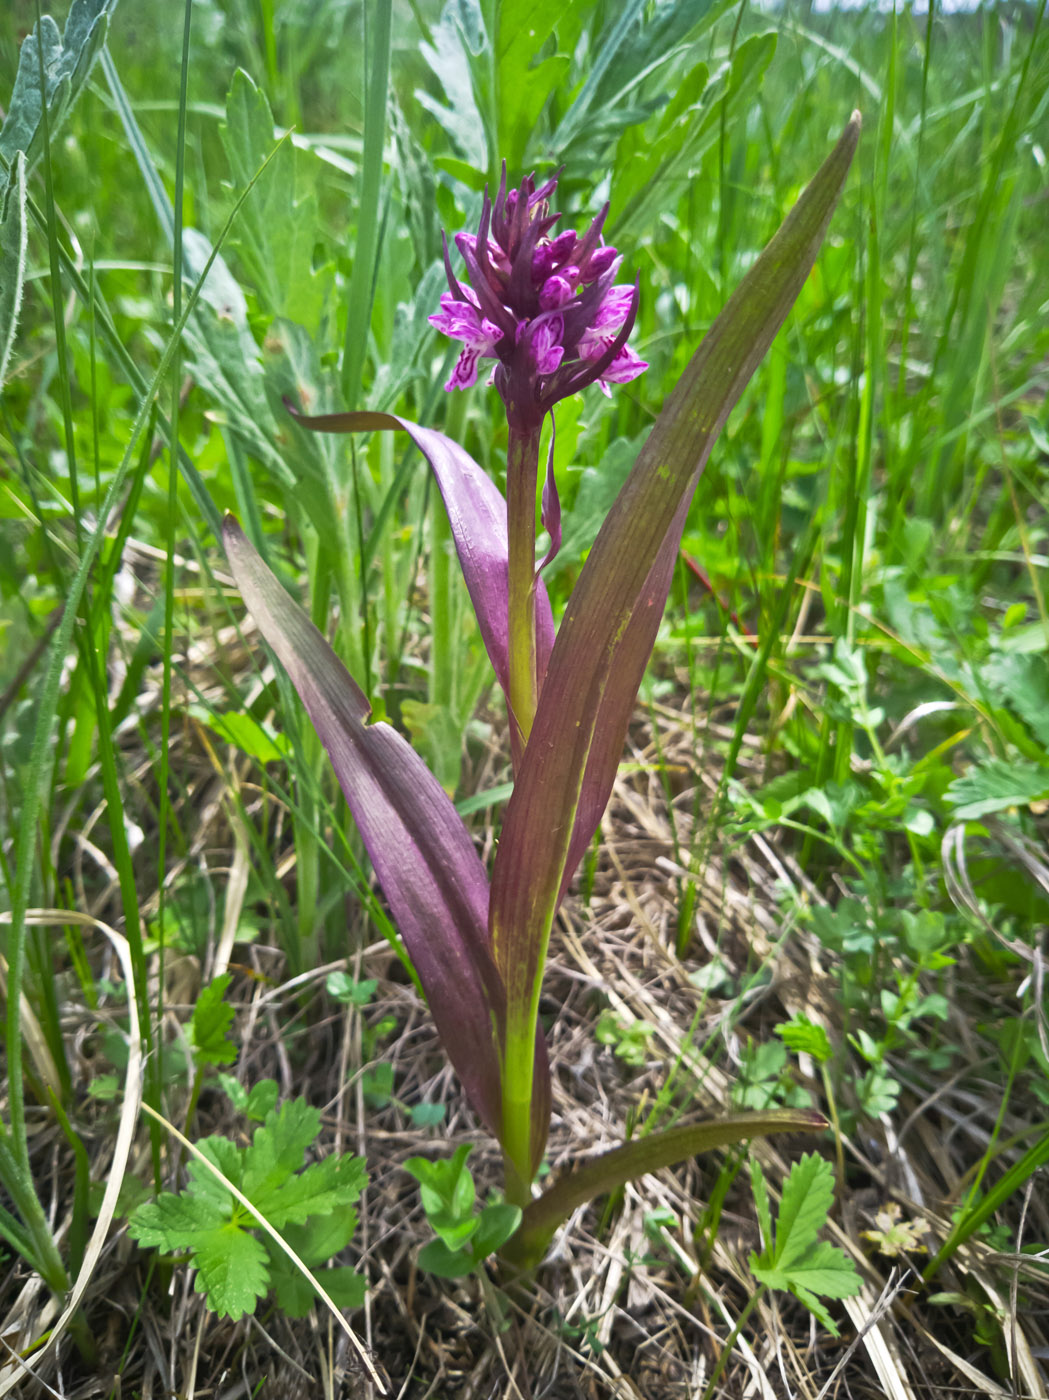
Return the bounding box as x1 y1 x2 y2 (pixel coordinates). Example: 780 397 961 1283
223 117 859 1267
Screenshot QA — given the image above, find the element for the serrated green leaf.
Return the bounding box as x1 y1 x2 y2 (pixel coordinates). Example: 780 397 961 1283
271 1257 368 1318
774 1153 835 1271
128 1191 225 1251
187 1135 245 1207
946 758 1049 820
776 1015 832 1065
253 1154 367 1229
242 1099 321 1197
789 1285 841 1337
783 1239 864 1298
319 1267 367 1310
191 1221 270 1321
282 1207 359 1268
189 973 237 1066
245 1079 280 1121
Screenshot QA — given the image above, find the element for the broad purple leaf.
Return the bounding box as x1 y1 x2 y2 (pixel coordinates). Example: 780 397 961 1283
490 115 861 1032
283 407 555 710
223 516 553 1140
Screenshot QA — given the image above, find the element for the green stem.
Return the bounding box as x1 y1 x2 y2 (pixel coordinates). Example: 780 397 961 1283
505 422 543 761
701 1286 765 1400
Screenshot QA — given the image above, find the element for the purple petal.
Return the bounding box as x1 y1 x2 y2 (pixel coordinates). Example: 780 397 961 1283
530 320 565 376
539 273 577 311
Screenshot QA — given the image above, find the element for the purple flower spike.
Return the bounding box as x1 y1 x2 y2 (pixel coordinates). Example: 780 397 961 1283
432 165 647 428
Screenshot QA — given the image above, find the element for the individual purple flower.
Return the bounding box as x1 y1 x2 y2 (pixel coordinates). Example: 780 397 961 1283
429 167 647 429
578 284 648 396
429 290 503 390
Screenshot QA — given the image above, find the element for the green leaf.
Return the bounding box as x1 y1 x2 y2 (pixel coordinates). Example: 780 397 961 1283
192 1220 271 1321
191 706 289 765
772 1153 835 1271
242 1099 322 1198
283 1208 359 1268
945 758 1049 820
128 1190 270 1319
0 0 119 171
326 972 377 1007
470 1202 521 1260
0 154 27 389
493 0 572 169
409 1102 447 1128
128 1191 226 1251
509 1110 826 1268
253 1155 367 1229
776 1015 832 1065
405 1143 475 1220
272 1259 367 1317
747 1154 861 1338
417 1238 478 1279
188 974 237 1066
219 69 327 330
427 1210 480 1253
187 1136 245 1207
244 1079 280 1121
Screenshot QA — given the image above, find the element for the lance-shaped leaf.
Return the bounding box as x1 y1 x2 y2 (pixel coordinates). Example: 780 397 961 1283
223 516 551 1141
284 408 556 708
504 1109 828 1269
490 115 861 1161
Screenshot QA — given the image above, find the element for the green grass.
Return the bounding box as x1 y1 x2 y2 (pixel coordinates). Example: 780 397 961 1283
1 0 1048 1392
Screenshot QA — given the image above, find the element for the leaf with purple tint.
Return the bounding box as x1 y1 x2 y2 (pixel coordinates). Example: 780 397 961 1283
490 115 861 1149
505 1110 829 1268
284 407 555 701
223 515 552 1140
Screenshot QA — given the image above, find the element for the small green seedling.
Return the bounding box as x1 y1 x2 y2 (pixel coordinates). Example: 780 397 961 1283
703 1151 861 1399
129 1096 367 1320
748 1152 861 1335
404 1144 521 1279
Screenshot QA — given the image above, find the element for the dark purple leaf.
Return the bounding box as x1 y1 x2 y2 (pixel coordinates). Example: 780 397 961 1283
223 515 553 1140
284 407 555 706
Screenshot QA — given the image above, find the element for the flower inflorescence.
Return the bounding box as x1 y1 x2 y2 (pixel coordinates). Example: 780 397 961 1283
430 169 647 428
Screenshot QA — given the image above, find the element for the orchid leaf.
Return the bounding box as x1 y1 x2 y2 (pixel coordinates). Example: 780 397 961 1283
490 116 861 1145
223 515 553 1139
505 1110 828 1269
285 408 555 711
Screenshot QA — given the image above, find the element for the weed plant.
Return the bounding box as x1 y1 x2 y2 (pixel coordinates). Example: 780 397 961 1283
1 1 1047 1395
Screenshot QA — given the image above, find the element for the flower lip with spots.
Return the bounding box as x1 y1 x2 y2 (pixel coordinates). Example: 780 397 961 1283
429 167 648 427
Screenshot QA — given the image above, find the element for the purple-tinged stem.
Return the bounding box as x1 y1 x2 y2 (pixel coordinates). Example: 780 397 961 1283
505 420 543 765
